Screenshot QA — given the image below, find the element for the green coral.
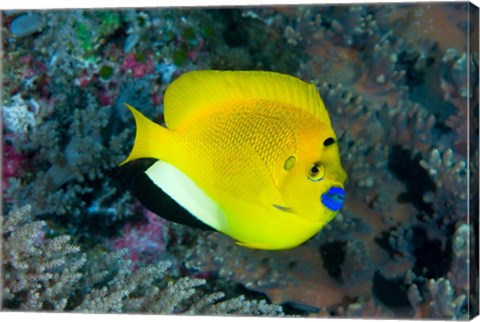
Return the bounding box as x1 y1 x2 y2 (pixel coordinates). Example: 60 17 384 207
97 11 122 36
75 22 93 53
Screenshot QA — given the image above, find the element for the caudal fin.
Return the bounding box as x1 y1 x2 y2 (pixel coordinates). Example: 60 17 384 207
119 103 166 166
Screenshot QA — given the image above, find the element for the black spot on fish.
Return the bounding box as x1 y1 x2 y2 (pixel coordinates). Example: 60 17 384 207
323 137 335 147
133 172 215 231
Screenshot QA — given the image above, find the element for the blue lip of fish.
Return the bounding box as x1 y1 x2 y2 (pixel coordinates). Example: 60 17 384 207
321 186 345 211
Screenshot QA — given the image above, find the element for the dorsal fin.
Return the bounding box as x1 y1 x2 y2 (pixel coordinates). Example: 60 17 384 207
163 70 331 129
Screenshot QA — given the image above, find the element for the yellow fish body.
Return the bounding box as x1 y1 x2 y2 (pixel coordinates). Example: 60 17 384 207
121 70 347 250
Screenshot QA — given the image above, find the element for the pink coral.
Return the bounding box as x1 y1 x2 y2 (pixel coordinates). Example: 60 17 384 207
2 137 31 191
113 209 167 268
120 53 155 78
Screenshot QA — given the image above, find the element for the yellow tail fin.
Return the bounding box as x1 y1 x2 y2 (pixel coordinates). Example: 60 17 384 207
119 103 166 166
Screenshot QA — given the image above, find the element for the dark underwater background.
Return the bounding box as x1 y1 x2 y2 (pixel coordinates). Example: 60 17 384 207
2 2 479 319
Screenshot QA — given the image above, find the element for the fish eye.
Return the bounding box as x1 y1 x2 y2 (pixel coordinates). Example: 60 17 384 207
308 163 325 181
323 137 335 147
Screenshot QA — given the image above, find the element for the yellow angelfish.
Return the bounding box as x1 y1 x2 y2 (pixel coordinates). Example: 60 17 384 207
120 70 347 250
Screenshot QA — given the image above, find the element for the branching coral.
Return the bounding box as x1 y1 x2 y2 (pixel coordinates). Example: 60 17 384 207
3 205 86 310
182 3 477 319
2 205 284 315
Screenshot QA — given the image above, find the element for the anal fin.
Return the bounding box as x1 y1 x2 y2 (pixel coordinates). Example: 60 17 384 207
133 171 214 231
134 160 227 232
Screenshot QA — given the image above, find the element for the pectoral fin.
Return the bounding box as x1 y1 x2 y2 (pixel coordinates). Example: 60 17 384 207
272 204 295 213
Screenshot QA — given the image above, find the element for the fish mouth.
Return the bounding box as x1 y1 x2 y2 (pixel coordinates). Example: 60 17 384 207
321 186 345 211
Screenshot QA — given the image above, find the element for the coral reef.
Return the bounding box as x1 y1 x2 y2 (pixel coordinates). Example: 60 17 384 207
2 205 284 315
184 3 478 319
2 3 478 319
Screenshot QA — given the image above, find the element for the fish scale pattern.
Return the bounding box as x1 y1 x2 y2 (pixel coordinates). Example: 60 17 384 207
173 101 292 199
